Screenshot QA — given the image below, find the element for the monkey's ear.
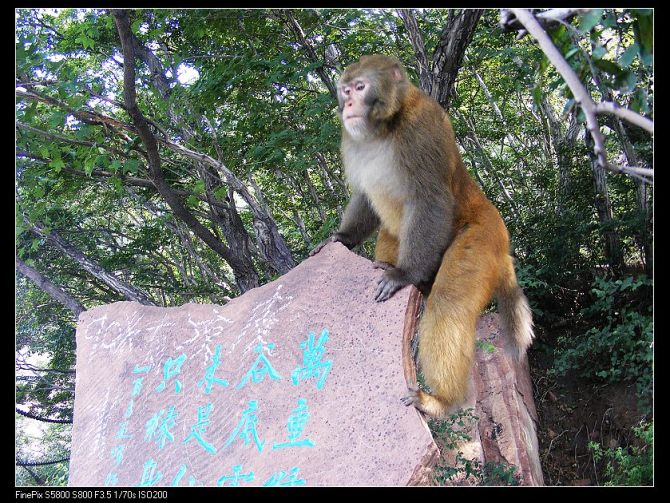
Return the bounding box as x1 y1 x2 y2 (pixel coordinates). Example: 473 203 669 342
391 64 404 82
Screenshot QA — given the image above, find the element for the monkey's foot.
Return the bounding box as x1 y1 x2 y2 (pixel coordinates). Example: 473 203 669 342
401 385 450 418
372 260 394 270
374 268 411 302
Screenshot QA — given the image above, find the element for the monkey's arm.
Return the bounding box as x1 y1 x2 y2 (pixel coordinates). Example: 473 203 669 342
310 191 380 256
375 195 453 301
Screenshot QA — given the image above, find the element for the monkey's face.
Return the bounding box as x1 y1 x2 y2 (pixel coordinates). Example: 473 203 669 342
338 55 409 141
338 75 375 140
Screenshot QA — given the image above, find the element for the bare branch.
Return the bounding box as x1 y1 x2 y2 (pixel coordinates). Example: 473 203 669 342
16 407 72 424
397 9 432 94
500 8 589 34
16 257 86 318
595 101 654 134
508 8 653 182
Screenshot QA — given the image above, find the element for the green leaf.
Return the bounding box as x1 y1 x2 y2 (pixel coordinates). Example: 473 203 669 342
32 186 45 199
562 98 575 116
565 46 580 60
640 51 653 67
193 180 205 194
111 176 123 191
124 159 140 175
594 59 624 76
630 88 649 114
532 86 543 109
131 19 142 33
49 156 65 172
579 9 603 33
633 10 653 57
95 154 108 168
592 46 607 60
622 71 637 92
84 156 96 176
48 111 65 129
619 43 639 68
109 159 123 173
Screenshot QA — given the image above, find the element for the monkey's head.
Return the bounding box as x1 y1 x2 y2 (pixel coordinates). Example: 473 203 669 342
337 54 409 140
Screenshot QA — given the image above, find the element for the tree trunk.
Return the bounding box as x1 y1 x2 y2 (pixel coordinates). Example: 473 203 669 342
585 130 624 272
398 9 482 110
612 119 653 274
199 165 259 277
16 257 86 317
119 10 294 281
398 9 432 95
540 97 579 217
431 9 483 109
113 10 261 293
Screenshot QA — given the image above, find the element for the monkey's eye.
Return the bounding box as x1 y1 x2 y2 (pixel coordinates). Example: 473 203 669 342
355 82 366 91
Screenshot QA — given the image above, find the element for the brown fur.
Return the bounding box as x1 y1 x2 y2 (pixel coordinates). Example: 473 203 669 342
325 54 534 418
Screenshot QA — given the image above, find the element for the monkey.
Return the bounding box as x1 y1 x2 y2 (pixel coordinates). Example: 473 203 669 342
311 54 534 418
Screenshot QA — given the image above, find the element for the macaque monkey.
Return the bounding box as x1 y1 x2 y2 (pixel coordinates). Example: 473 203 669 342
311 54 534 418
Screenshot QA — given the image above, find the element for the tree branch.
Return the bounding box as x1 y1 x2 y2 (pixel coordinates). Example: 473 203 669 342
508 8 653 182
24 217 156 305
279 10 338 100
500 8 589 38
16 257 86 318
431 9 483 108
397 9 432 94
113 9 260 292
16 407 72 424
595 101 653 134
16 457 70 467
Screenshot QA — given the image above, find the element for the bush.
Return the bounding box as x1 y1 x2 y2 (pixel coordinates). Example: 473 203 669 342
429 409 520 486
589 420 653 486
552 274 653 410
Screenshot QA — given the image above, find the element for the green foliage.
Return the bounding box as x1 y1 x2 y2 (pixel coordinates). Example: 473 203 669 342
15 423 71 486
552 274 653 410
428 408 478 450
589 420 653 486
475 339 495 354
430 408 520 486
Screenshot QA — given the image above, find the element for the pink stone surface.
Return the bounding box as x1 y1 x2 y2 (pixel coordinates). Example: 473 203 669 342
69 242 437 487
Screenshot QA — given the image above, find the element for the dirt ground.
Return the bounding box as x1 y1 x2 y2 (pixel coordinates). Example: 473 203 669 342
529 326 647 486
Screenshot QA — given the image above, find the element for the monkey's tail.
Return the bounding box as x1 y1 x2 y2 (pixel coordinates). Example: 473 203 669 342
496 255 534 361
412 225 498 418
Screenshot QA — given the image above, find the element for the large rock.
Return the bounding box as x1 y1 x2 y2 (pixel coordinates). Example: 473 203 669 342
69 243 438 487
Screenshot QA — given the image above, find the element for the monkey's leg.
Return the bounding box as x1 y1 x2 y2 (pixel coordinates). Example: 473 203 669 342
373 227 399 268
402 224 501 418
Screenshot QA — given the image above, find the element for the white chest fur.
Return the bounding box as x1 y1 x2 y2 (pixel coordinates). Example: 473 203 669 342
342 138 406 234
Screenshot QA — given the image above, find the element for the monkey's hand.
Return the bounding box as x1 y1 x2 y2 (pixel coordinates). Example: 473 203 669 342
400 384 422 408
374 267 412 302
309 233 347 257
